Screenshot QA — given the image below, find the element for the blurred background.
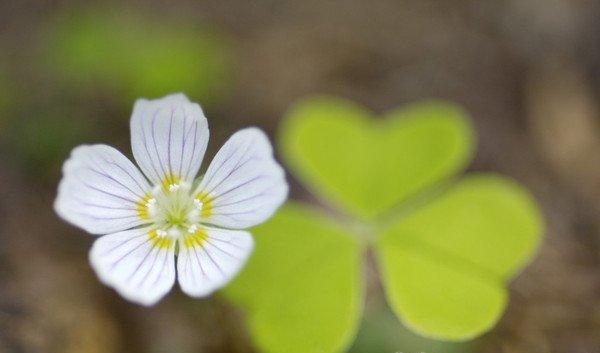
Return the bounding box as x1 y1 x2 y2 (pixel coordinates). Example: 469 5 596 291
1 1 600 352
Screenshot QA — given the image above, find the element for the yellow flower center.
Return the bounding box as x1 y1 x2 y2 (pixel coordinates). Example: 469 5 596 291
135 177 214 248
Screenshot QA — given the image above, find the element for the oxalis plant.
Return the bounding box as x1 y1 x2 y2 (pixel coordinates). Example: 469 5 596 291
224 96 544 353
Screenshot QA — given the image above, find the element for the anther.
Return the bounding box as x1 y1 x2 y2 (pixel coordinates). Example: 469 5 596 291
194 199 203 209
151 185 162 196
187 209 200 223
168 183 180 192
156 229 168 237
167 227 181 238
187 224 198 234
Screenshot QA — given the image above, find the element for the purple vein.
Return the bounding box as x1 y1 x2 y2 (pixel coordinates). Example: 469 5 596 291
105 159 149 195
200 245 226 277
109 239 149 270
184 121 199 181
192 245 210 281
184 245 198 287
209 175 269 206
78 181 135 203
150 249 171 288
205 239 242 260
203 156 261 199
101 232 147 257
151 109 169 181
138 108 162 183
87 168 144 199
126 245 157 282
211 188 275 210
178 113 188 179
167 108 174 179
200 143 239 192
135 245 163 289
208 237 246 251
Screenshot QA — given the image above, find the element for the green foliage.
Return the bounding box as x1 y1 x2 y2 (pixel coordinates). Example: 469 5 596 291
0 63 13 135
349 302 472 353
10 104 92 180
0 68 9 115
227 96 543 352
44 7 233 105
280 96 473 219
376 175 542 340
226 203 363 353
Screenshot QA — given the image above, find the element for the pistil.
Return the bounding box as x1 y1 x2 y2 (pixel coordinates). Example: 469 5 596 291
143 180 208 243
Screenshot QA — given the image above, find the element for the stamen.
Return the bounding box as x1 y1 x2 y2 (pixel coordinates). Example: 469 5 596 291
187 224 198 234
167 227 181 238
148 180 207 232
187 209 200 223
145 198 157 217
151 185 162 196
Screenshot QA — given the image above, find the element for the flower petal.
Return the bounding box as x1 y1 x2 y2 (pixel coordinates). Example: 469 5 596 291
195 128 288 229
177 226 254 297
54 144 153 235
90 227 176 306
130 93 209 186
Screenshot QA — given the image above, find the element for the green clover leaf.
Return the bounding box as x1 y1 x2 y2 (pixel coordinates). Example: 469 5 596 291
225 203 363 353
280 96 473 219
226 96 543 352
43 7 233 106
376 175 542 340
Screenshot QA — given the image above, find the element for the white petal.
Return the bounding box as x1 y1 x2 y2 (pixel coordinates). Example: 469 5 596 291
177 226 253 297
90 227 176 306
130 93 209 186
195 128 288 229
54 144 153 235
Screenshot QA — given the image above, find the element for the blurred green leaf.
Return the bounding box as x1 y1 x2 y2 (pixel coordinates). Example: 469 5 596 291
44 8 234 105
0 65 12 132
225 203 363 353
228 96 543 348
10 104 92 180
349 301 472 353
280 96 474 219
375 175 543 340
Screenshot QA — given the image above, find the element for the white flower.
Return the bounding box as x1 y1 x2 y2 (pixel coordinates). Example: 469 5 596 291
54 93 288 305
